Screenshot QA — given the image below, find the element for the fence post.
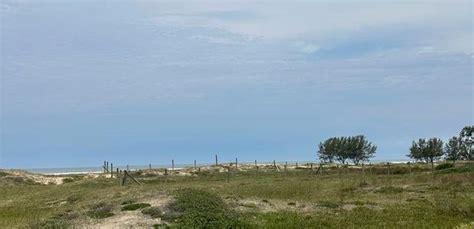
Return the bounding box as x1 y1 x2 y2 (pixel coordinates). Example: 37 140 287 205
235 158 238 169
106 161 109 173
215 155 218 166
255 160 257 167
127 164 129 171
149 164 152 170
227 166 230 182
103 161 106 173
273 160 276 169
194 160 197 169
285 161 288 173
172 160 175 171
111 163 113 178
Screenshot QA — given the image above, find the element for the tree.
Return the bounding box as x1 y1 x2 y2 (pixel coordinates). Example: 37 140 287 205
445 137 462 165
348 135 377 165
318 137 336 163
317 135 377 165
408 138 444 170
459 126 473 160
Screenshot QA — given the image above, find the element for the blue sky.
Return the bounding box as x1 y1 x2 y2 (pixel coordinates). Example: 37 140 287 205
1 0 472 168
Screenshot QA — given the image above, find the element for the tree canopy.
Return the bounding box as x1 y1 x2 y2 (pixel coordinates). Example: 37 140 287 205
318 135 376 165
408 138 444 169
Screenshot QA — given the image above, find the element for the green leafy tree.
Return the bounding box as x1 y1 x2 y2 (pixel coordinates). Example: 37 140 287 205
408 138 444 170
318 135 376 165
445 137 462 165
459 126 473 160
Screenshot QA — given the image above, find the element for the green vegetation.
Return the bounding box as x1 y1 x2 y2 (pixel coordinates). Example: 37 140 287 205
168 188 248 228
318 135 377 164
121 203 151 211
0 162 473 228
141 207 163 218
87 202 114 219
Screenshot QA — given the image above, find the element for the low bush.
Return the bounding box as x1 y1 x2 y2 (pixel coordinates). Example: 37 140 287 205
87 202 114 219
122 203 151 211
142 207 163 218
435 163 454 170
167 188 248 228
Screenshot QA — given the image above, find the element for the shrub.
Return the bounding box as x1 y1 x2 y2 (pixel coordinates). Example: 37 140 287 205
121 203 151 211
435 163 454 170
142 207 163 218
87 202 114 219
167 188 248 228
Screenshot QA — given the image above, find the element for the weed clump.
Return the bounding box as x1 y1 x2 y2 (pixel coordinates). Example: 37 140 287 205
142 207 163 218
121 203 151 211
375 186 404 194
87 202 114 219
166 188 248 228
435 163 454 170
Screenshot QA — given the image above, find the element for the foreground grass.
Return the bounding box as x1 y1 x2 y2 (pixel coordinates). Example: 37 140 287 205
0 163 473 228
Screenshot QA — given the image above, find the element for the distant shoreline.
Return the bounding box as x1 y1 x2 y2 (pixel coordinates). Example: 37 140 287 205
6 160 414 175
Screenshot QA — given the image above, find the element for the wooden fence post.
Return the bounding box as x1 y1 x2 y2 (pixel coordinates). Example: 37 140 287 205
149 164 152 170
194 160 197 169
284 161 288 173
227 166 230 182
255 160 257 167
106 161 109 173
273 160 276 169
235 158 238 168
387 162 391 175
172 160 175 171
215 155 218 166
127 164 129 171
103 161 106 173
110 163 113 178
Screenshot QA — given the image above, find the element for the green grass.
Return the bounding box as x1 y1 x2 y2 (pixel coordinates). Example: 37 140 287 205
0 162 473 228
121 203 151 211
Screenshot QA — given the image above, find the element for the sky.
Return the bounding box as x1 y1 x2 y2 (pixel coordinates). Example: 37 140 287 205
1 0 472 169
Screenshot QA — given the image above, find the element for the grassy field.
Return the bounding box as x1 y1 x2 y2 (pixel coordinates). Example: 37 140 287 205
0 162 473 228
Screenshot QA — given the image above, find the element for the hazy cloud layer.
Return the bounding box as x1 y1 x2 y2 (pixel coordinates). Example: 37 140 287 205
1 0 472 168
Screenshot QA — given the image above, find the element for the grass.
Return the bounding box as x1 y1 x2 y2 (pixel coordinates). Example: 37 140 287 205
0 162 473 228
121 203 151 211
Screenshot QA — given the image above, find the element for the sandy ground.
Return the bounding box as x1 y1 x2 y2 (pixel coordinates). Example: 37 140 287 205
81 193 173 229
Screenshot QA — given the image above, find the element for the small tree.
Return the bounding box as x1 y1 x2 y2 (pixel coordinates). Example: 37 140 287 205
459 126 473 160
318 137 336 163
408 138 444 170
445 137 462 165
318 135 376 165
